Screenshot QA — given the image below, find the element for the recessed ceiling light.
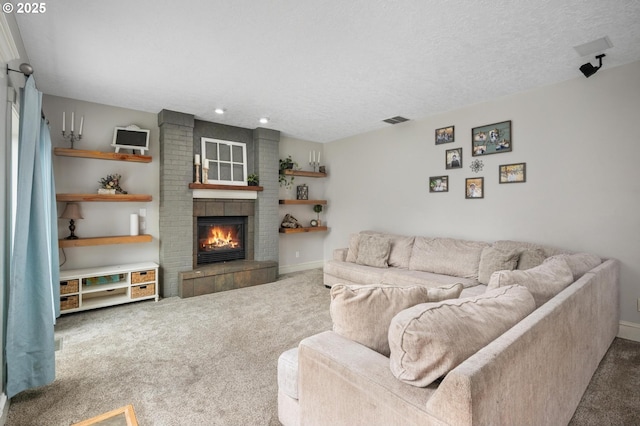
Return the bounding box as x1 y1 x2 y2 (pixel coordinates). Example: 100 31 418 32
214 108 225 114
259 117 269 124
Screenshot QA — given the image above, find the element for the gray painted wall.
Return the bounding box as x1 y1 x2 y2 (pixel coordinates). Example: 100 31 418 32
323 60 640 325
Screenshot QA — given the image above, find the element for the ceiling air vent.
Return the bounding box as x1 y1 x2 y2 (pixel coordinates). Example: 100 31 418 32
383 116 409 125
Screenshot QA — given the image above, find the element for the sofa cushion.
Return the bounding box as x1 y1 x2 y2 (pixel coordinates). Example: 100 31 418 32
409 237 489 279
492 240 568 258
355 234 391 268
345 233 360 263
477 246 520 284
388 285 535 387
517 248 547 270
487 257 574 307
330 283 463 357
362 231 415 268
382 269 479 289
277 348 299 399
544 252 601 280
324 260 386 284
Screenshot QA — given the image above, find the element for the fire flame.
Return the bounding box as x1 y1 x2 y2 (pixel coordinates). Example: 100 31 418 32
201 225 240 251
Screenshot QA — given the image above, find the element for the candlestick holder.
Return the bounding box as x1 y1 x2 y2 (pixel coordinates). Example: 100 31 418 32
194 163 201 184
62 130 81 149
202 166 209 184
309 160 319 172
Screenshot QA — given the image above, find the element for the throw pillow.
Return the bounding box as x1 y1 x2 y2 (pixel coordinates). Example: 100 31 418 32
517 248 547 270
345 233 361 263
388 285 535 387
330 283 463 357
544 253 601 280
477 246 520 284
355 234 391 268
487 257 574 307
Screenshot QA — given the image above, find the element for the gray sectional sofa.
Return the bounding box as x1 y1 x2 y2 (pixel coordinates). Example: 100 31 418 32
278 231 620 426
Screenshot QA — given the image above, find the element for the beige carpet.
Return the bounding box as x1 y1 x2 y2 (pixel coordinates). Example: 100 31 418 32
6 269 640 425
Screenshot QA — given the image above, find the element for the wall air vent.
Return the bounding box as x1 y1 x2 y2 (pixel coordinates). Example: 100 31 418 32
383 116 409 125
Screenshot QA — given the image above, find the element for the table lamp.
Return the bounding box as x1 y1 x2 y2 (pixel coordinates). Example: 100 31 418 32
60 203 83 240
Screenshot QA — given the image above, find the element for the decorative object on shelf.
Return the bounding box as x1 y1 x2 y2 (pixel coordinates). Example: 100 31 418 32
465 177 484 199
279 155 298 189
202 159 209 184
470 159 484 173
499 162 527 184
313 204 323 225
296 184 309 200
130 213 139 236
429 175 448 192
435 125 455 145
248 174 260 186
310 219 319 227
319 165 326 174
112 124 150 155
61 111 84 149
309 150 321 172
446 148 462 169
281 213 303 229
194 154 201 184
60 203 83 240
98 173 128 194
472 120 512 156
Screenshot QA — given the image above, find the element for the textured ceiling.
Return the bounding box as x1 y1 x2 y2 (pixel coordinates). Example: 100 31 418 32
13 0 640 143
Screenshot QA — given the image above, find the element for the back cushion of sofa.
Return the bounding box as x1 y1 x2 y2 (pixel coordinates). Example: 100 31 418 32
543 253 601 281
330 283 463 357
388 284 535 387
409 237 489 279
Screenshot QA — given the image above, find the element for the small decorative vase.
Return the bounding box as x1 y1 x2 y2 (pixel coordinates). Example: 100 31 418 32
98 188 116 195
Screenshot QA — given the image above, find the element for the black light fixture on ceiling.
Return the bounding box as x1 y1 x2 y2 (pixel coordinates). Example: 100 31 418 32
579 54 606 78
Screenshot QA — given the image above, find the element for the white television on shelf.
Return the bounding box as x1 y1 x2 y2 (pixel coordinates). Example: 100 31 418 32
111 125 150 155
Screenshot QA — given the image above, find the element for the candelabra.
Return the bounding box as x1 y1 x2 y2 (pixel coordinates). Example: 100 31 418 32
62 130 81 149
194 161 201 184
309 159 320 172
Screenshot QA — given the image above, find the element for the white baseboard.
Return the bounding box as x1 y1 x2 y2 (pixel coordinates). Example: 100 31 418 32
618 321 640 342
279 260 324 275
0 392 8 426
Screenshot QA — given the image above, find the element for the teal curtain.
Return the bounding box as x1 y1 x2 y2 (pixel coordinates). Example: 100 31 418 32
6 76 60 398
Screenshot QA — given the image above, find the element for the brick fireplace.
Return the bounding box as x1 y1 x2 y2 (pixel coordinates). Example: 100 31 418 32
157 110 280 298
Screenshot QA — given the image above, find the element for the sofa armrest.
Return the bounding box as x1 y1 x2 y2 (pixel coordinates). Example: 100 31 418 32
333 248 348 261
298 331 441 426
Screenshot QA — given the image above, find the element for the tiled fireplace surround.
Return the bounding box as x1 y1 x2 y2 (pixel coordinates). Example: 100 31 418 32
157 110 280 298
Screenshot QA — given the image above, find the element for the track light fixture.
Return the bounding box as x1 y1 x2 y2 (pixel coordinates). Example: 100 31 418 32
579 54 605 78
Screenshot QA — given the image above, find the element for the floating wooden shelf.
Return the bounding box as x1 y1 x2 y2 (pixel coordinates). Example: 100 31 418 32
189 183 263 191
279 199 327 205
54 148 152 163
279 226 328 234
56 194 152 202
58 234 152 248
282 169 327 178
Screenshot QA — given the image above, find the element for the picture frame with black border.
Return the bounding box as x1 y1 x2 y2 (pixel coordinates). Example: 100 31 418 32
472 120 512 156
429 175 448 192
435 125 455 145
499 162 526 184
465 177 484 199
445 148 462 169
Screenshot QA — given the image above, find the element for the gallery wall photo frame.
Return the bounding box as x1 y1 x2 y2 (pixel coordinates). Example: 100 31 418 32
472 120 512 156
499 162 526 184
429 175 449 192
435 125 455 145
445 147 462 169
465 177 484 199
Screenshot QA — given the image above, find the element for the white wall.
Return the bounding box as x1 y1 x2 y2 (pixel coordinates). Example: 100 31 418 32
278 136 326 273
43 96 160 271
324 60 640 324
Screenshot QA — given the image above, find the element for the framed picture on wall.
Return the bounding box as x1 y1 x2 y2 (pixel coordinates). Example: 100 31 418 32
465 177 484 199
435 126 455 145
499 162 526 183
429 175 448 192
445 148 462 169
472 120 512 156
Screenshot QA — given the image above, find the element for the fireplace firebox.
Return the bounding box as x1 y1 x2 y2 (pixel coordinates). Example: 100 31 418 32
197 216 247 265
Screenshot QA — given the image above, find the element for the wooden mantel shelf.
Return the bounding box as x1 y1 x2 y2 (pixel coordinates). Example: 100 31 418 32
279 226 328 234
56 194 152 202
189 183 263 191
282 169 327 178
54 148 152 163
58 234 152 248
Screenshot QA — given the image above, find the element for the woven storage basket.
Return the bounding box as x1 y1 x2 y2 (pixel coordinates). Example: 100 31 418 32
60 279 79 295
131 270 155 284
131 284 155 299
60 295 79 310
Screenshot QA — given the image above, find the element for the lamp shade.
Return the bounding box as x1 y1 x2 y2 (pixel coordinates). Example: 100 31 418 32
60 203 83 220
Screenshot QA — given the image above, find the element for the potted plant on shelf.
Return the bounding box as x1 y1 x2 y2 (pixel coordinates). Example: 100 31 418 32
313 204 323 226
248 174 260 186
279 155 298 189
